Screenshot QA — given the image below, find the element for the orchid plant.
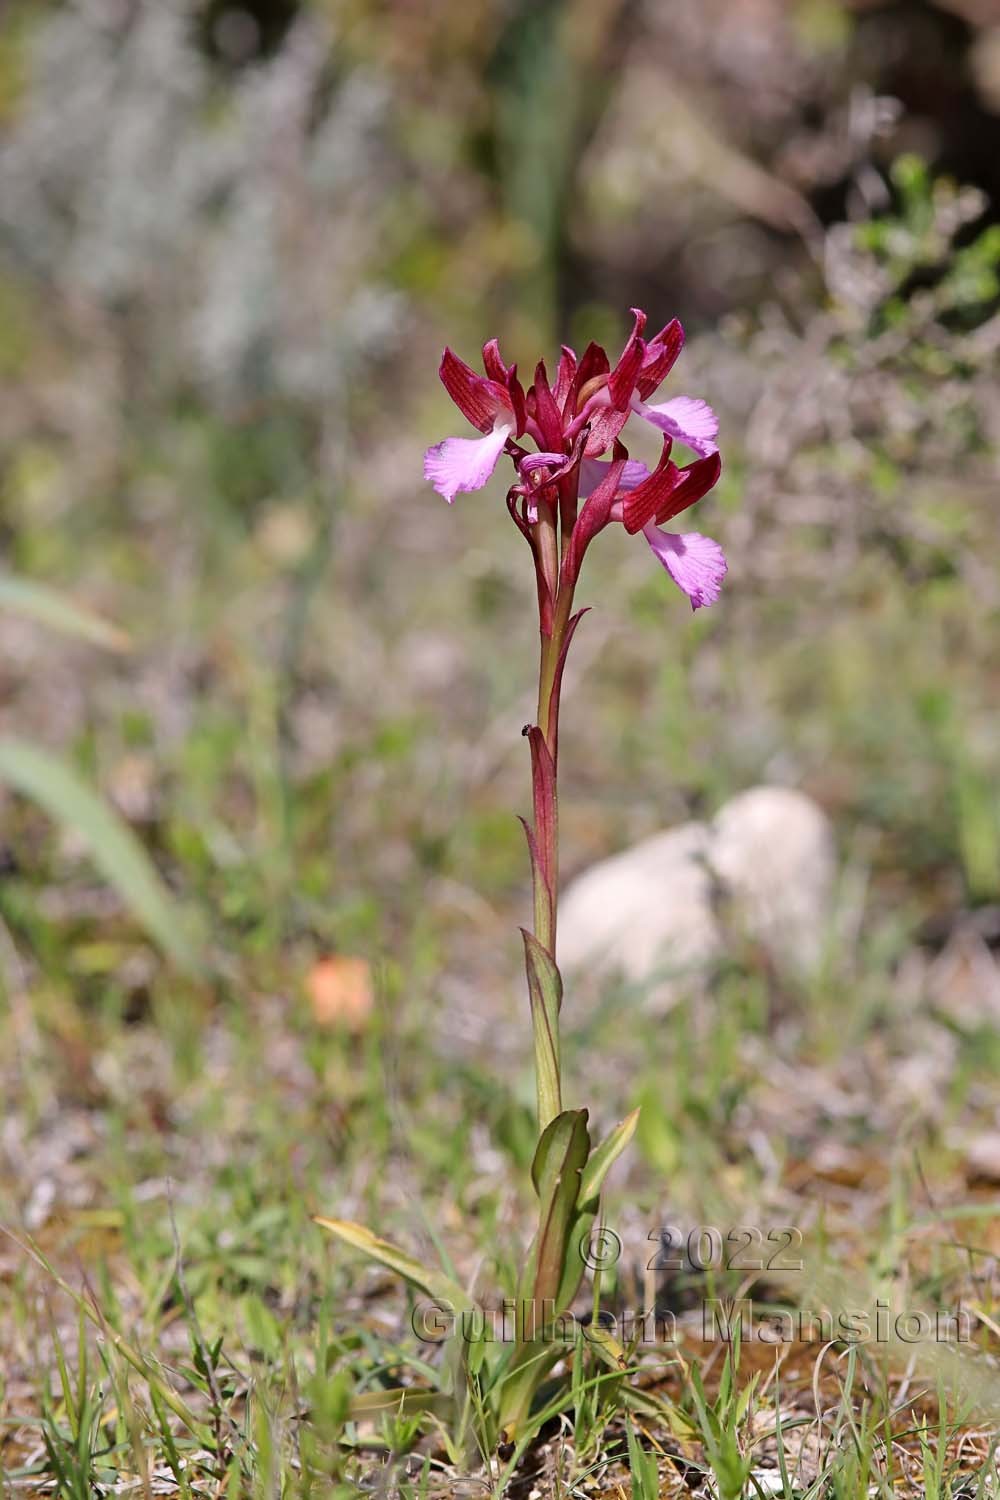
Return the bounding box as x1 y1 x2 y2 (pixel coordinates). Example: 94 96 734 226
317 309 726 1460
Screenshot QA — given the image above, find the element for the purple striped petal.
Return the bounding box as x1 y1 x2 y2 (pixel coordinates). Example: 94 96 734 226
642 525 727 610
423 421 513 503
634 395 719 457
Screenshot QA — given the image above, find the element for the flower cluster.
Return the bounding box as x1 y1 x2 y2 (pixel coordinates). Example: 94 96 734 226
424 309 726 610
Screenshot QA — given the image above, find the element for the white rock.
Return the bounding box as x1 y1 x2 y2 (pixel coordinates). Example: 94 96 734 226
965 1132 1000 1185
710 786 836 976
557 821 718 992
557 786 836 1001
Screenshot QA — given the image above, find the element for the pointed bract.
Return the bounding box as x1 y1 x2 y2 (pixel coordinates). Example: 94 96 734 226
583 402 631 457
564 448 628 586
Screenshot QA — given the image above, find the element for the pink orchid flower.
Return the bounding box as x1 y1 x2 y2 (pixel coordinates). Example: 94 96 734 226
423 309 726 610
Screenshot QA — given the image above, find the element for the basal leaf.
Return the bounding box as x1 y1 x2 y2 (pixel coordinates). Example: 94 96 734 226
551 1109 640 1312
554 1204 594 1313
531 1108 580 1199
578 1108 640 1210
533 1108 589 1312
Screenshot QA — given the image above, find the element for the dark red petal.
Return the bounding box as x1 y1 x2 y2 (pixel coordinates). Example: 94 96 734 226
506 364 527 437
607 308 647 408
583 404 630 457
439 348 511 433
530 359 565 451
568 341 611 413
482 337 508 383
554 345 578 414
654 451 722 525
636 318 685 399
621 437 678 534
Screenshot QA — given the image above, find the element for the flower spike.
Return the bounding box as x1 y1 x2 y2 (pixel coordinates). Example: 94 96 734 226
424 306 726 609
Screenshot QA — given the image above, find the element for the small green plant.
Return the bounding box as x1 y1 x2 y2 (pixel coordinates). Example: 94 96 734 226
317 309 729 1457
857 155 1000 327
625 1417 661 1500
686 1343 756 1500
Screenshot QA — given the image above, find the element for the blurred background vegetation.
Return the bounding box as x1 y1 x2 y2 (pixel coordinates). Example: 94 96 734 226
1 0 1000 1477
2 0 998 979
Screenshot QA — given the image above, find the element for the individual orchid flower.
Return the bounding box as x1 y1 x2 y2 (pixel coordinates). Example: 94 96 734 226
422 344 525 503
423 308 727 611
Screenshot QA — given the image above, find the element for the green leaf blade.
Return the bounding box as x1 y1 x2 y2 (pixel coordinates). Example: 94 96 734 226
533 1108 589 1312
0 574 129 652
312 1218 476 1315
0 739 200 974
578 1108 640 1210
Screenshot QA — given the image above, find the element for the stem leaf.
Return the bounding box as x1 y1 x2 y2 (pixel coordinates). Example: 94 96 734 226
546 606 589 741
526 727 556 912
518 816 553 957
521 928 563 1130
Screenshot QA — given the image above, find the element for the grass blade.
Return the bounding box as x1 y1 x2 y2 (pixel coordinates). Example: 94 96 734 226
0 574 129 652
312 1218 476 1314
0 739 200 974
